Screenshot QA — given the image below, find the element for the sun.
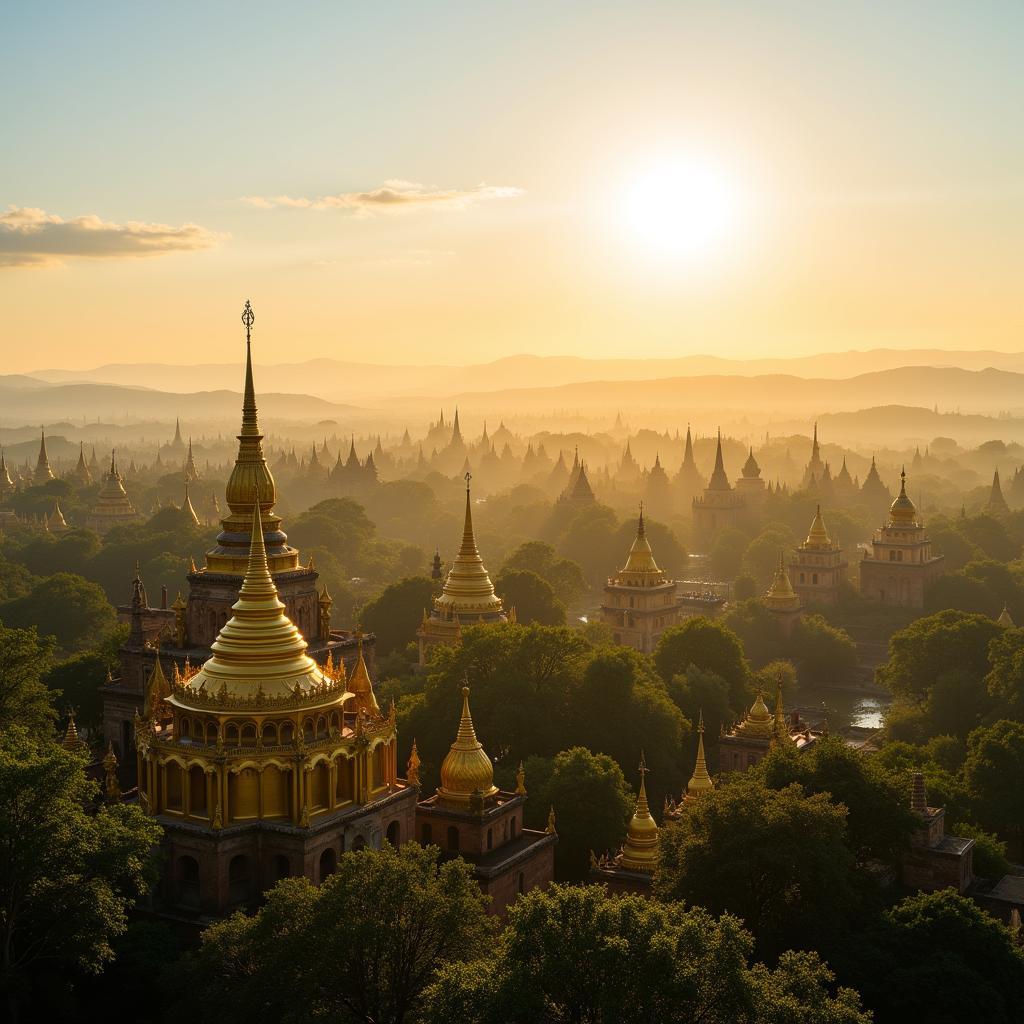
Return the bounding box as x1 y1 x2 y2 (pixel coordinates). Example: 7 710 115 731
621 156 748 263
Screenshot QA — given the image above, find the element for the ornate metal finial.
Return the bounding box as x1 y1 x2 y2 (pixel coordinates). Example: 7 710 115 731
638 749 649 779
242 300 255 342
464 470 472 489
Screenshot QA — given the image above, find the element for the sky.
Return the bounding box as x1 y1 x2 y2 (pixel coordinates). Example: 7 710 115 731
1 0 1022 371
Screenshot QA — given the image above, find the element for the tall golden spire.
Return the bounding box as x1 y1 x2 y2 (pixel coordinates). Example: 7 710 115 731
182 503 324 699
433 475 504 616
61 709 86 753
765 553 801 611
618 752 659 872
348 629 381 717
685 712 714 802
707 428 731 491
437 686 498 806
205 302 299 575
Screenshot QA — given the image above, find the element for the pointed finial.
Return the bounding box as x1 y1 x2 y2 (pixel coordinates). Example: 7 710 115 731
546 805 557 834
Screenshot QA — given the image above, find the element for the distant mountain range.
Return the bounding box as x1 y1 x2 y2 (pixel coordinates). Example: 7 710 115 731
27 348 1024 403
0 379 363 428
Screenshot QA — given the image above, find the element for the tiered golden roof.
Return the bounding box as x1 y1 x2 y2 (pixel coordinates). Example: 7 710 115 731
437 686 498 806
433 479 504 617
348 631 381 717
764 553 801 611
734 690 774 738
685 711 714 801
888 468 918 526
618 753 659 872
611 506 669 587
174 503 333 703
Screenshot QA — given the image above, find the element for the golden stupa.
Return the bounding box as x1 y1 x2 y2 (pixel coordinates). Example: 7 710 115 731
437 686 498 807
617 753 659 873
610 505 670 587
803 504 832 549
684 711 714 802
888 467 918 526
764 553 801 612
85 451 142 535
734 690 775 738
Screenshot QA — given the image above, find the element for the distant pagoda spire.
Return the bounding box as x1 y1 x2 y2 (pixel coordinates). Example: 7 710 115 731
34 427 54 484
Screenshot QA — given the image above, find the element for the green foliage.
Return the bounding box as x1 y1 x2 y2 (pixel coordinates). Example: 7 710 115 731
709 526 749 581
0 728 161 1014
733 573 757 601
495 568 567 625
0 624 57 736
759 736 916 867
964 719 1024 836
655 774 855 959
742 525 795 589
0 572 116 652
528 747 634 879
985 625 1024 720
655 616 750 713
359 576 438 656
42 626 127 735
877 890 1024 1024
176 843 493 1024
427 884 871 1024
501 540 588 607
950 821 1010 879
790 614 858 685
667 665 733 767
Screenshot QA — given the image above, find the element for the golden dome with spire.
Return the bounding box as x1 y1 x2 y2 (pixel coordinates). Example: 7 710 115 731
437 686 498 806
685 711 714 801
176 503 331 702
433 478 504 617
803 504 832 549
348 630 381 717
735 690 775 738
618 752 659 872
611 505 668 586
764 553 801 611
888 467 918 526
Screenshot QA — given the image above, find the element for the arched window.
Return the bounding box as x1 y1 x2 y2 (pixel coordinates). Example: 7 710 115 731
421 823 433 845
177 855 200 909
319 847 337 881
240 722 257 746
311 762 329 810
336 757 355 803
225 724 239 747
280 722 294 745
228 855 251 906
447 826 460 852
316 716 328 739
262 723 278 746
386 821 400 847
188 766 207 816
165 763 183 811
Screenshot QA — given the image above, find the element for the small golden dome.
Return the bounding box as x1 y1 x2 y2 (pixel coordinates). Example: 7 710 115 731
764 554 801 611
889 468 917 526
618 753 659 872
438 686 498 806
613 506 666 584
735 690 775 738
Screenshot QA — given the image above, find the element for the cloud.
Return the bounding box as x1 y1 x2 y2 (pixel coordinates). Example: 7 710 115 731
0 206 222 268
240 179 524 214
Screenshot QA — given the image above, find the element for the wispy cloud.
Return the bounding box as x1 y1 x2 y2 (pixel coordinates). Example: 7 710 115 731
0 206 222 268
240 179 524 214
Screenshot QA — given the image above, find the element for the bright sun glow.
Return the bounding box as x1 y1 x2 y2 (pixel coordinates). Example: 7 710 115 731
621 157 748 263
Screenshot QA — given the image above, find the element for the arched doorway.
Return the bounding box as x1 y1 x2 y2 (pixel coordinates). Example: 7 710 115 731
319 847 337 881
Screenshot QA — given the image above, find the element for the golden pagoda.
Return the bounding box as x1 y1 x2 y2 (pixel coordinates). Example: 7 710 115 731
791 505 847 606
685 711 714 802
135 503 416 915
0 448 14 499
601 506 687 653
49 499 69 533
618 754 659 872
70 442 93 486
414 685 555 917
85 451 142 535
860 468 944 608
437 687 499 807
417 475 507 665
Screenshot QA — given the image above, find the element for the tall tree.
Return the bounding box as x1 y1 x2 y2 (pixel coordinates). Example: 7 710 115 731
0 728 161 1020
963 719 1024 837
655 774 854 959
177 843 493 1024
0 625 57 736
359 576 439 656
0 573 117 653
654 617 750 713
494 569 567 625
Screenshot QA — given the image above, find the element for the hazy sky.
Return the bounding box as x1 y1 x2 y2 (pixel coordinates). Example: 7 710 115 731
2 1 1022 370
